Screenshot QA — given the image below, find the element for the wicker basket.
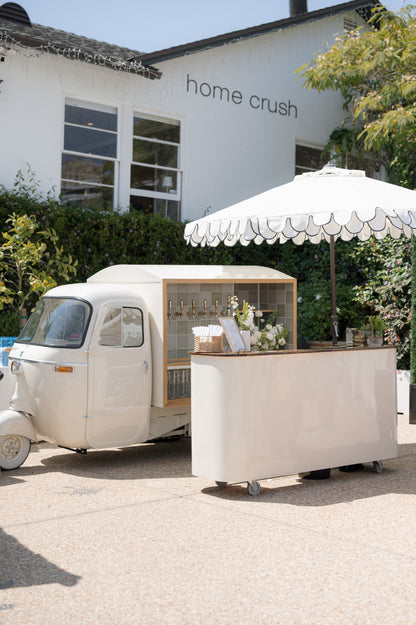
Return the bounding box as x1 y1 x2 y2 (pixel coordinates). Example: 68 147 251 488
194 335 223 353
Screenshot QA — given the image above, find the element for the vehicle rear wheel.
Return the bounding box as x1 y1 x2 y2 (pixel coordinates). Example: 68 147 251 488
0 434 31 470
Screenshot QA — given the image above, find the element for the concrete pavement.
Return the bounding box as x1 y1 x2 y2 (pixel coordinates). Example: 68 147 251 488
1 413 416 624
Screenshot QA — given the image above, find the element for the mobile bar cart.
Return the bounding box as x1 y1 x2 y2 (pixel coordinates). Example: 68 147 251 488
191 346 397 495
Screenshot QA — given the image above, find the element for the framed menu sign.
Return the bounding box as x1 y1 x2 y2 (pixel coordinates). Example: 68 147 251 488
219 317 247 353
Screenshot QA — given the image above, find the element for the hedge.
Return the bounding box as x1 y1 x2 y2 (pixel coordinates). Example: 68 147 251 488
0 182 379 356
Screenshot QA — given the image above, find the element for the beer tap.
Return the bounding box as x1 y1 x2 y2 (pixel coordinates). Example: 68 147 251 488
175 299 184 323
198 299 207 320
188 299 196 322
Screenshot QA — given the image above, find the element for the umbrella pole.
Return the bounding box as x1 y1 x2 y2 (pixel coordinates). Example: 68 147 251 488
330 235 339 345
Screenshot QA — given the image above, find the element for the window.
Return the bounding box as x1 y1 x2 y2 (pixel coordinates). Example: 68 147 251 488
99 307 144 347
295 144 329 176
16 297 92 348
296 142 382 179
130 114 181 220
344 16 358 32
61 100 118 207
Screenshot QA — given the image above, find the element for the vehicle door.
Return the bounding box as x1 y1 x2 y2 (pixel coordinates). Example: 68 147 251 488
86 301 151 448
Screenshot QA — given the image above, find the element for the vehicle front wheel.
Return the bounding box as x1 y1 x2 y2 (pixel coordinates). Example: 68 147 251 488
0 434 31 470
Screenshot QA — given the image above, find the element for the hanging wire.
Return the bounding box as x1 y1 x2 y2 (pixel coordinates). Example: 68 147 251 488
0 31 160 79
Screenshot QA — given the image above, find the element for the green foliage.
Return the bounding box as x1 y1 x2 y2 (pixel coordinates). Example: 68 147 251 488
352 238 411 369
411 237 416 381
0 213 77 328
297 276 367 343
294 238 368 344
298 4 416 369
298 4 416 187
0 176 370 345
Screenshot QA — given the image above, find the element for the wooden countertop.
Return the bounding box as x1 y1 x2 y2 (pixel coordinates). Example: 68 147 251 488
190 345 396 357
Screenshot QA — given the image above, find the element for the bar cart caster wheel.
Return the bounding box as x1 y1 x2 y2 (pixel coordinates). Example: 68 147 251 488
373 460 383 473
247 481 261 496
215 481 228 488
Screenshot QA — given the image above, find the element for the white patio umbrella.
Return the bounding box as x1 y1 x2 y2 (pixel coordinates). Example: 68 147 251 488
184 165 416 343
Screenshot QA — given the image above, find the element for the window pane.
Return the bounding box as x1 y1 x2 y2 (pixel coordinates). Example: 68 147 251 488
295 145 328 172
129 196 180 220
122 308 143 347
64 125 117 158
130 164 178 194
132 138 178 168
99 308 121 346
61 181 113 207
17 298 91 348
62 154 114 185
153 198 181 220
133 116 180 143
65 104 117 132
129 195 154 214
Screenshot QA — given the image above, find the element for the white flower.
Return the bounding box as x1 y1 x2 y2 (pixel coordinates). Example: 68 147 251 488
297 296 302 303
251 330 261 343
315 293 322 300
231 295 287 352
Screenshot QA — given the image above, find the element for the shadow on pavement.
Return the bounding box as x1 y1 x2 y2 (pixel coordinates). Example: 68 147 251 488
0 528 80 589
0 437 192 484
201 443 416 506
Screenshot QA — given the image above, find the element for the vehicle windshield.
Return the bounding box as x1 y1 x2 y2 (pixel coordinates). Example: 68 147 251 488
16 297 92 348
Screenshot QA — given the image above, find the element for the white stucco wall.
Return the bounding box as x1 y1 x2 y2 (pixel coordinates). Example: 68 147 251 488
0 11 354 221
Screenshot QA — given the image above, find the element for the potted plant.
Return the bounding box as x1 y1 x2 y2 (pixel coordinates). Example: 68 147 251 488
364 315 386 347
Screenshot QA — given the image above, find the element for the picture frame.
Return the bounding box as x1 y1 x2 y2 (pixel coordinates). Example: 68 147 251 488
219 317 247 353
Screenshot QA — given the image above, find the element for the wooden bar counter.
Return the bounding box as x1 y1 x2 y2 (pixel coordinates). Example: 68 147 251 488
190 346 397 495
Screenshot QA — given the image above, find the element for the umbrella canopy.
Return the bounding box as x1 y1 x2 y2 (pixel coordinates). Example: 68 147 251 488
184 166 416 247
184 166 416 344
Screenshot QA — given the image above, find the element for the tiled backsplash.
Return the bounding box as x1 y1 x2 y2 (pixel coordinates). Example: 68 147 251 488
167 282 294 360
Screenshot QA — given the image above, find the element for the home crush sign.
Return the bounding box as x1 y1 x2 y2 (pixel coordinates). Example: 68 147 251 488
186 74 298 118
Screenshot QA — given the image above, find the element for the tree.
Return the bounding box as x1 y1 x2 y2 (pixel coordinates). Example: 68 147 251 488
0 213 77 328
297 4 416 375
298 5 416 186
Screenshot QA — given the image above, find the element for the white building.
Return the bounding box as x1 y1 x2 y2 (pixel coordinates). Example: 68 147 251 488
0 1 378 221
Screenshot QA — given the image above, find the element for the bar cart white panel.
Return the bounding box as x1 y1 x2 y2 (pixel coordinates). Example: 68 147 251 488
191 348 397 491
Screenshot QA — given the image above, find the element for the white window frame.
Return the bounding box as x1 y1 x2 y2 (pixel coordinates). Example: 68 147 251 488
61 98 119 208
130 112 182 219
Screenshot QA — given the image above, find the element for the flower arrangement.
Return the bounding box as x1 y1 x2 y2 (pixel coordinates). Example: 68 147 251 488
231 296 255 331
231 295 288 351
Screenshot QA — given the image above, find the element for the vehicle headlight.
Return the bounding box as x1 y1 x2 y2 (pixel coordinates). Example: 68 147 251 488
10 360 21 374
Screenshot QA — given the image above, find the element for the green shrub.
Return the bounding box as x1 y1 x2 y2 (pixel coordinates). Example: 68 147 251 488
0 176 382 354
352 238 411 369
